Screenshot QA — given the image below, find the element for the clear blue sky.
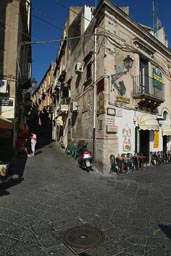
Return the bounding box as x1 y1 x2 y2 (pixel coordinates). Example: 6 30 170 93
32 0 171 85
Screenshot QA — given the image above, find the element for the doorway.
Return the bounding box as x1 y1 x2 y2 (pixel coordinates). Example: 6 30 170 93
139 130 150 161
163 136 167 153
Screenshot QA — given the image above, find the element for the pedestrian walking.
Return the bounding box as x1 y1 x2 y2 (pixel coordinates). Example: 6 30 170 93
28 132 37 157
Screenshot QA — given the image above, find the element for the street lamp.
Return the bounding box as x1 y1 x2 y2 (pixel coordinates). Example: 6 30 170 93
111 55 134 81
123 55 134 71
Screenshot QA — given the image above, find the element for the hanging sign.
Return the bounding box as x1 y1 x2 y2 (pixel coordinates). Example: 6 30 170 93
116 96 130 104
0 97 15 118
153 130 159 148
153 68 162 89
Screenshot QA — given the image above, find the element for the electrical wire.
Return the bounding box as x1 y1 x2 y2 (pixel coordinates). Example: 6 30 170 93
51 0 171 64
0 0 130 54
0 1 61 48
1 0 170 80
0 0 107 57
51 0 134 45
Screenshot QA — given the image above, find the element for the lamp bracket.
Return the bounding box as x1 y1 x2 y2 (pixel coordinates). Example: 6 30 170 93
111 71 127 82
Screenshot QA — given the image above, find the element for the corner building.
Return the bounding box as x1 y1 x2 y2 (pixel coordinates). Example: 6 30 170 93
54 0 171 174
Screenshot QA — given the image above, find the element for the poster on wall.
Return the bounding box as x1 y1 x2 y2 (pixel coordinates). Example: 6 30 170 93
0 97 15 118
153 130 159 148
153 68 163 89
122 127 131 152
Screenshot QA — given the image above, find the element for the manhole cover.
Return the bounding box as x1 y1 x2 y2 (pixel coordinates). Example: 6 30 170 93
62 224 111 254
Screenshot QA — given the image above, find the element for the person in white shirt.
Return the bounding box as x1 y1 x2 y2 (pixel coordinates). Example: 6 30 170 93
28 132 37 157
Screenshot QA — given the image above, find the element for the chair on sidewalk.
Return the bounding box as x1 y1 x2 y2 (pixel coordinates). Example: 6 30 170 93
71 144 79 159
65 143 72 155
110 154 122 174
150 152 160 166
126 153 135 172
120 153 133 173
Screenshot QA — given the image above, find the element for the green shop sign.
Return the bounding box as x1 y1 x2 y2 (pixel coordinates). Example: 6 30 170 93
153 68 163 89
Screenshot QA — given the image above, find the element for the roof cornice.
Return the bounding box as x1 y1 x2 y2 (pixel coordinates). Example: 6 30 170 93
93 0 171 59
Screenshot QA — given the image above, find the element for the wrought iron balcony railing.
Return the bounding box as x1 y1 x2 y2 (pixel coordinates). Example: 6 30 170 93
132 75 165 102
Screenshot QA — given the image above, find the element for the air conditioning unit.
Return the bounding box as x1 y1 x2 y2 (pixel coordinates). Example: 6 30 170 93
75 62 83 73
72 101 78 112
0 80 8 93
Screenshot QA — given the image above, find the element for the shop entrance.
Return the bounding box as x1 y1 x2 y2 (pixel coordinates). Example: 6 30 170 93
163 136 167 153
139 130 150 161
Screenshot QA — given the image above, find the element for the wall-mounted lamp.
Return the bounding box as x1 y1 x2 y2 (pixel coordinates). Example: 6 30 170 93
123 55 134 71
111 55 134 81
133 117 137 125
156 115 165 127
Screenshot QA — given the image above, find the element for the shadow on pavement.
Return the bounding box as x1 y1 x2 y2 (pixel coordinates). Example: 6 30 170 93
0 154 26 196
35 150 42 155
79 253 92 256
7 154 27 178
159 224 171 239
0 188 10 196
0 136 54 196
0 177 24 197
36 135 55 150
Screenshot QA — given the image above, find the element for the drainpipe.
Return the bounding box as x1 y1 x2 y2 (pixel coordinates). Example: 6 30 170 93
93 28 97 161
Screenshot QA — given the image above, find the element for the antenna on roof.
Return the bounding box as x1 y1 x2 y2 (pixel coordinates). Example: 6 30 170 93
152 0 162 33
152 0 155 32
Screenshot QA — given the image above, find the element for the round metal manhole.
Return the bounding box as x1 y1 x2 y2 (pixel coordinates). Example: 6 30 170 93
63 225 105 250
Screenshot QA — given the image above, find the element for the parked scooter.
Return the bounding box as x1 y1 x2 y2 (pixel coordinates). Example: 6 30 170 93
78 143 93 172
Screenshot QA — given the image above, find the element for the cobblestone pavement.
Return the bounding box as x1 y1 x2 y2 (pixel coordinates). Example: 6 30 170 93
0 141 171 256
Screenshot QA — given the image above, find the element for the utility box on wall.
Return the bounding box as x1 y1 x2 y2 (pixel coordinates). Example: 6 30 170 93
75 63 83 73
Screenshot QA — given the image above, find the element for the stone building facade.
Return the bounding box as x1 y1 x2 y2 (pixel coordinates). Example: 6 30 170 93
36 0 171 174
0 0 32 146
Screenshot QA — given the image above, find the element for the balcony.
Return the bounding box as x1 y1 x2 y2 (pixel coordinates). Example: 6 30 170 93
132 75 165 109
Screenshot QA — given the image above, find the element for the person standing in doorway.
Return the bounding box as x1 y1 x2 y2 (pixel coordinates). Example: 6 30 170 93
28 132 37 157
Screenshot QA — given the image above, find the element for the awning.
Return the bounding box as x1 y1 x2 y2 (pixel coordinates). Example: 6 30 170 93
138 113 159 130
0 115 13 129
162 124 171 136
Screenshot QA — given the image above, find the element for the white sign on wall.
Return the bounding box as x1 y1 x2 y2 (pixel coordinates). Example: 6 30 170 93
0 80 8 93
106 117 115 125
61 104 69 112
0 97 15 118
116 108 122 117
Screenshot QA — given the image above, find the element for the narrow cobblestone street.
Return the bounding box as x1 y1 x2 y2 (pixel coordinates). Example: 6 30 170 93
0 140 171 256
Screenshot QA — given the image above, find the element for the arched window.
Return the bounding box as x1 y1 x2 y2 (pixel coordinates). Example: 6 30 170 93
163 110 168 120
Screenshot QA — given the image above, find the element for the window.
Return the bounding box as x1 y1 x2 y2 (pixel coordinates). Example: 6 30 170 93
163 111 168 120
86 62 92 81
140 57 149 93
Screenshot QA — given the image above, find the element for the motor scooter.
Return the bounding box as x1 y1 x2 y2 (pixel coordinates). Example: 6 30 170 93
78 143 93 172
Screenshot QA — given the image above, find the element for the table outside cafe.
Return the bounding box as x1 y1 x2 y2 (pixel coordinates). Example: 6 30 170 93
115 153 147 173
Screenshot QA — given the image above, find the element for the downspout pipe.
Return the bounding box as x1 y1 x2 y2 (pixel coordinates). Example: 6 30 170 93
93 28 97 161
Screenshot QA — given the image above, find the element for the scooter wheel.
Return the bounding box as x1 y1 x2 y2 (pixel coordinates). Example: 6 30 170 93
86 167 91 172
